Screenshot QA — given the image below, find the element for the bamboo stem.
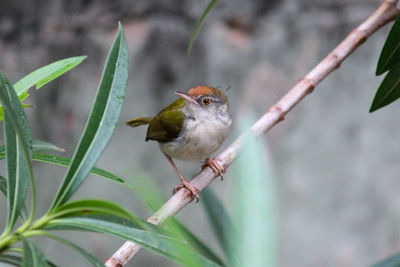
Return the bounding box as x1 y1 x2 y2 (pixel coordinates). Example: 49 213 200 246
105 1 399 266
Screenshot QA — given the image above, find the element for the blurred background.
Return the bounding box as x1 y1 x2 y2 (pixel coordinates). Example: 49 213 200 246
1 0 400 266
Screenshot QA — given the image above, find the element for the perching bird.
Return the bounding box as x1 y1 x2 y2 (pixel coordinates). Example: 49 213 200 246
126 86 232 200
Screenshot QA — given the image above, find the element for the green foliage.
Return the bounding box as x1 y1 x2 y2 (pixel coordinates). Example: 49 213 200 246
0 56 86 121
187 0 218 56
0 22 226 266
0 72 34 235
49 23 129 210
371 14 400 112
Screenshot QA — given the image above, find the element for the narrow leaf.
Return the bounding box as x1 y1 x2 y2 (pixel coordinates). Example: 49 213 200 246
0 139 64 155
370 63 400 112
32 140 65 153
0 73 33 233
50 23 129 210
21 236 50 267
40 231 104 267
0 176 28 221
32 153 126 184
45 216 222 267
0 152 128 186
201 187 232 257
187 0 218 56
51 199 139 222
0 56 86 121
13 56 86 95
376 14 400 75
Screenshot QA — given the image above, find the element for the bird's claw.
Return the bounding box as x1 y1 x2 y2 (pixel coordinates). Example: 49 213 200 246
174 179 199 202
202 157 226 181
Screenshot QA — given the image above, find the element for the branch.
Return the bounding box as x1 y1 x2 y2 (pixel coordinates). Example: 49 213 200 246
105 1 399 266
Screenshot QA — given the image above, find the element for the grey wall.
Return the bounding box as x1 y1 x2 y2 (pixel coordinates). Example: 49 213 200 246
0 0 399 266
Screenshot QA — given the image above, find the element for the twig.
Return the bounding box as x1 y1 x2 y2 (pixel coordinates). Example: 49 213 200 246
105 1 399 266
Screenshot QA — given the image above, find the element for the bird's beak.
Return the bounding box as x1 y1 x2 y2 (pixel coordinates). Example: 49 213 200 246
175 91 198 105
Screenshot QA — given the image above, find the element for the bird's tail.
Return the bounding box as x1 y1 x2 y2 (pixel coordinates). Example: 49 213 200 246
126 117 153 127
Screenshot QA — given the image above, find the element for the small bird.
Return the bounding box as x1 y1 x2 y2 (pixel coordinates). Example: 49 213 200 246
126 86 232 200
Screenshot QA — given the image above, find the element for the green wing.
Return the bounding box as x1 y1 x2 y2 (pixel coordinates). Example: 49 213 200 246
146 98 185 142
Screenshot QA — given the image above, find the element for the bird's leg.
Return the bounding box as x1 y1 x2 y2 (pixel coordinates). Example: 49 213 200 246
202 157 226 181
163 153 199 201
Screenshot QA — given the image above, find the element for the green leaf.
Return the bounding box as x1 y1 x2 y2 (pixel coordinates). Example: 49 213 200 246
376 14 400 75
0 139 64 155
0 73 33 234
32 153 126 184
13 56 86 95
50 199 139 222
50 23 129 210
21 236 50 267
45 216 222 267
187 0 218 56
0 56 86 121
201 187 232 257
229 117 277 267
31 140 65 153
372 252 400 267
0 176 28 221
0 254 22 266
40 231 104 267
370 63 400 112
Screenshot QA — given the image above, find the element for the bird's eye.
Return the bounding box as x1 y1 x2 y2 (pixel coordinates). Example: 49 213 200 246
201 97 211 105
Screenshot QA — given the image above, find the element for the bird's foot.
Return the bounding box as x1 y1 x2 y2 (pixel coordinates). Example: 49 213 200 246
174 179 199 202
202 157 226 181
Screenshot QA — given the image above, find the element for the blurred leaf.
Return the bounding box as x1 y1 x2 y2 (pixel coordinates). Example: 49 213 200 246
0 73 33 234
50 23 129 210
0 56 86 121
201 187 232 257
13 56 86 95
376 14 400 75
45 216 222 267
370 63 400 112
40 231 104 267
187 0 218 56
0 254 22 266
0 176 28 222
229 117 277 267
21 236 50 267
372 252 400 267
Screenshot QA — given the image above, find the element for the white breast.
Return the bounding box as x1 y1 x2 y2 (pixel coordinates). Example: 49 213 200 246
160 108 232 161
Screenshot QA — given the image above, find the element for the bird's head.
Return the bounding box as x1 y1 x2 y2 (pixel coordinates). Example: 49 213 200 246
175 86 230 119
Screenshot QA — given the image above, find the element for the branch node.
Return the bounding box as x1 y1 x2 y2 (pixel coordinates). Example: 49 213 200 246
269 105 285 122
298 77 315 94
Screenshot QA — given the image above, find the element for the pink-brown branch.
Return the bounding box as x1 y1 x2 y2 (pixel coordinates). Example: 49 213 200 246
106 1 399 266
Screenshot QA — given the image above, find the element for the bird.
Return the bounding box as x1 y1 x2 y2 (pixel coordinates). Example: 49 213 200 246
126 86 232 200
